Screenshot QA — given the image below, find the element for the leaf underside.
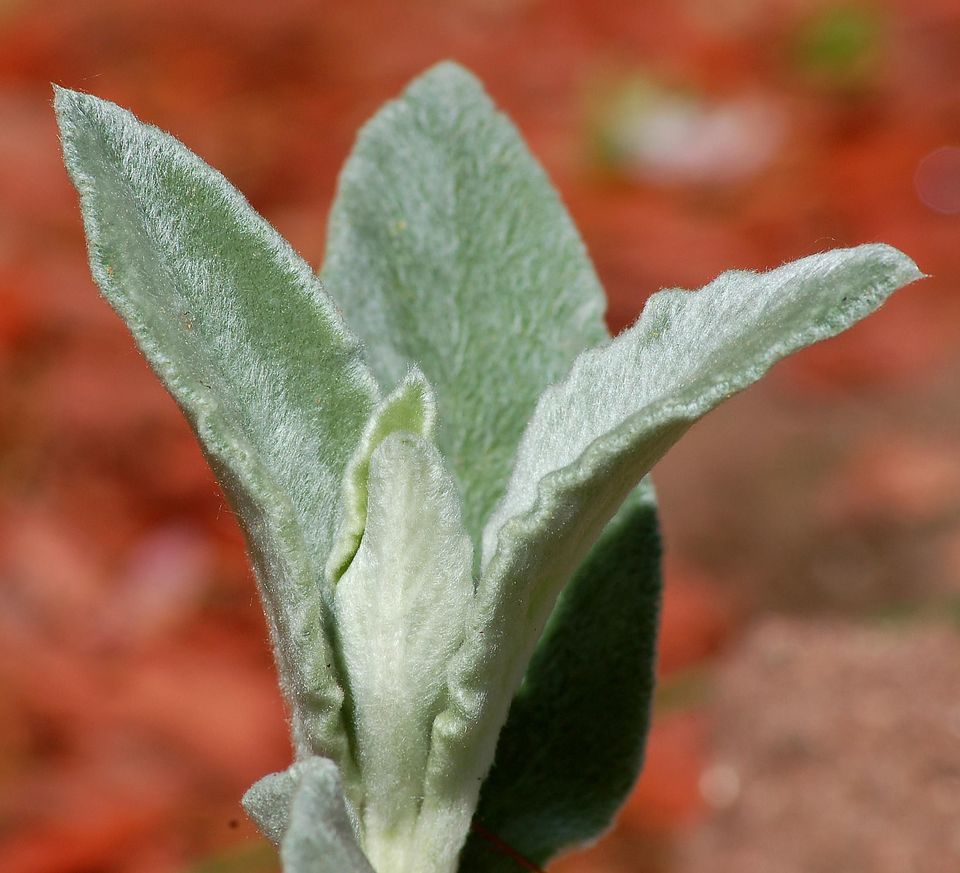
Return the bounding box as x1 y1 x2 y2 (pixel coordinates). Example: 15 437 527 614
460 480 661 872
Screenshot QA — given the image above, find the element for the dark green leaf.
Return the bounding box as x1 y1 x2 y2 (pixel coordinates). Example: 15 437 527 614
460 482 661 871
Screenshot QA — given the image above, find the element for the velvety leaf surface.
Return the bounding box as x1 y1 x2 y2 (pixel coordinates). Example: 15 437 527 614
278 758 376 873
243 766 297 848
333 432 473 873
54 87 379 765
460 481 661 872
321 62 609 543
327 368 437 587
424 244 922 853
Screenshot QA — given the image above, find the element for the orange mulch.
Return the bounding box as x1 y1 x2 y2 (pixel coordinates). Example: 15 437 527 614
1 2 958 872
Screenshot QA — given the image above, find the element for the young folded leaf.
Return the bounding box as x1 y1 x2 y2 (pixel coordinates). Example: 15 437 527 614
423 243 922 853
334 431 473 873
321 62 609 544
54 86 379 768
327 368 437 587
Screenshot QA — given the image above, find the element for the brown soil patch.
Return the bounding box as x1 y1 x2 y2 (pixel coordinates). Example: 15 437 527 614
677 617 960 873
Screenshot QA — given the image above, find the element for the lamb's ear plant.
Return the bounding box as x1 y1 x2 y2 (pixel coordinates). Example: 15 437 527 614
55 62 921 873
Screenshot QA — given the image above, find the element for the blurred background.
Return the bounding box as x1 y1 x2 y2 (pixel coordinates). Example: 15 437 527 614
1 0 959 871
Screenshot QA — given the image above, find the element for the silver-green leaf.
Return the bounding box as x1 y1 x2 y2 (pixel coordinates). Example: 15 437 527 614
54 87 379 766
243 767 299 848
425 243 922 845
247 757 376 873
321 62 608 544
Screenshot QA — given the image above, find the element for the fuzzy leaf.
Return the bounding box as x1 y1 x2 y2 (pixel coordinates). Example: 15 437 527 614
276 758 376 873
333 431 473 873
54 87 379 764
321 62 608 543
424 243 922 843
327 368 437 586
460 481 661 872
243 767 298 847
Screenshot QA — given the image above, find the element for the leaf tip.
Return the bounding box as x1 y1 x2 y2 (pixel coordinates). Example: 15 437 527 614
52 85 83 138
420 58 481 82
407 59 487 102
51 86 115 175
51 82 77 108
867 242 926 285
52 84 99 130
399 364 439 435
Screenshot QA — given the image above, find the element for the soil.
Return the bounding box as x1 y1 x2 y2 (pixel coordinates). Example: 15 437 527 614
677 618 960 873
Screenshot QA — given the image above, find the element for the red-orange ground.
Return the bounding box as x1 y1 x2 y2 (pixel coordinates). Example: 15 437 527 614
1 2 958 871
